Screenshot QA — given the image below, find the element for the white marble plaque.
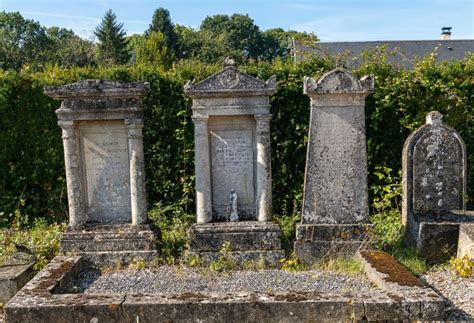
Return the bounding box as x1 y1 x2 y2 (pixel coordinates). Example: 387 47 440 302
79 121 131 223
210 127 255 220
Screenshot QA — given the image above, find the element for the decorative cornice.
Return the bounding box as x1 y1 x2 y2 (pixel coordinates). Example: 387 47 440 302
44 80 150 100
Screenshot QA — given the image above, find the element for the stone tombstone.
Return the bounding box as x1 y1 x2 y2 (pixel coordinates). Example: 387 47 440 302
184 63 276 223
402 111 470 263
184 62 284 264
45 80 158 264
295 68 374 262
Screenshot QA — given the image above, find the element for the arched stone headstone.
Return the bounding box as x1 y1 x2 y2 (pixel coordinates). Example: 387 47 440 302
402 111 470 263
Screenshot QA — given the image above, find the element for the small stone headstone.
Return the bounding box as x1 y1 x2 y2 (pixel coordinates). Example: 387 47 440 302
402 111 469 263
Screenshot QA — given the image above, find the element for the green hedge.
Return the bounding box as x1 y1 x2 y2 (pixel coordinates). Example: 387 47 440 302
0 53 472 227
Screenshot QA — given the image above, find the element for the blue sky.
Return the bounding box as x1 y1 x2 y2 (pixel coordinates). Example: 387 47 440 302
1 0 473 41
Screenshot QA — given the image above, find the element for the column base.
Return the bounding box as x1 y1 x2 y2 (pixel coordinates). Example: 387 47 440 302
60 223 159 266
294 224 371 263
187 221 285 266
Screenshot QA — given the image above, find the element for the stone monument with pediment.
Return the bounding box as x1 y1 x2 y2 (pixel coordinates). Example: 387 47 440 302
45 80 158 265
184 62 284 264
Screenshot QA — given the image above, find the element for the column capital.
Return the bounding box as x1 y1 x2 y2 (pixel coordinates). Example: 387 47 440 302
192 115 209 124
58 120 75 129
125 117 144 126
254 114 272 122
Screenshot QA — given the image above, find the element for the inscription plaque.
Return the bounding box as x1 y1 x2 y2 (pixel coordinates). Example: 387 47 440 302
80 121 131 223
210 124 255 220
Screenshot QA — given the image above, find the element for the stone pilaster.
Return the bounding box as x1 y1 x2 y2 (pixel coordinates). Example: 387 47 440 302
59 120 85 227
126 120 147 225
192 116 212 223
255 114 273 222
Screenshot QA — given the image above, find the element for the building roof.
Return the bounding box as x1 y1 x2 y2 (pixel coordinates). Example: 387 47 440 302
310 39 473 68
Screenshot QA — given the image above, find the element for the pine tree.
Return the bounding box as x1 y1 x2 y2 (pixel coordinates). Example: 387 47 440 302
145 8 178 56
94 9 130 65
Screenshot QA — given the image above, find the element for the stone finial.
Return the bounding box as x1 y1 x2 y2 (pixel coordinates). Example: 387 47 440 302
223 57 237 67
304 68 374 94
426 111 443 125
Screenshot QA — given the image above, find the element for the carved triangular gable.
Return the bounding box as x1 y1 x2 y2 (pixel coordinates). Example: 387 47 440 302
185 66 274 92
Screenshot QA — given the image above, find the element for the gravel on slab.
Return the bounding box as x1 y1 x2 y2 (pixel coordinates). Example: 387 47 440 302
60 266 375 295
421 268 473 321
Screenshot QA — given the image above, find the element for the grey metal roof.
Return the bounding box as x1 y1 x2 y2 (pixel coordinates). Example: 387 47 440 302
310 40 473 68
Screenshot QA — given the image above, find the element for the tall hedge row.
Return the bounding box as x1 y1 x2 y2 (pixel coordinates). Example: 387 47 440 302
0 53 472 227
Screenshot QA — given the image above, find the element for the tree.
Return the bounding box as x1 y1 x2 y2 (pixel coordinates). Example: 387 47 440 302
94 9 130 65
146 8 178 56
199 14 262 61
261 29 319 61
46 27 96 67
136 31 174 69
0 11 52 70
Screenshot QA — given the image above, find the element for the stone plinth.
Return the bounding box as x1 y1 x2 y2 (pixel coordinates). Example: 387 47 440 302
458 223 474 260
184 64 284 264
45 80 158 264
187 222 284 265
295 68 374 262
402 111 469 263
0 257 34 304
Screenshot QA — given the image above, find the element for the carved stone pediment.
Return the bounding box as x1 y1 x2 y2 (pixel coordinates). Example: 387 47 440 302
184 66 276 97
304 68 374 94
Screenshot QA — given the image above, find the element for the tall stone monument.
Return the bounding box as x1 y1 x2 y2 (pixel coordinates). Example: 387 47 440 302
185 62 284 264
295 68 374 262
45 80 158 264
403 111 472 263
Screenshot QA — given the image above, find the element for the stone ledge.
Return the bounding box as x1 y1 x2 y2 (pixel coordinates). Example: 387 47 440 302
60 224 158 253
5 255 445 322
0 261 35 304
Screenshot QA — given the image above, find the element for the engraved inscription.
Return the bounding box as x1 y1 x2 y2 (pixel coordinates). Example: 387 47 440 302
302 107 368 224
211 129 255 220
80 121 131 223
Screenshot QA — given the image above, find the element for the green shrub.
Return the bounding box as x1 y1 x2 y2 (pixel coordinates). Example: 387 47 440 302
0 219 65 270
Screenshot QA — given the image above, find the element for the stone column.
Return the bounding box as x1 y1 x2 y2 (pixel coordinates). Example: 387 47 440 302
193 116 212 223
59 120 85 227
126 121 147 225
255 114 273 221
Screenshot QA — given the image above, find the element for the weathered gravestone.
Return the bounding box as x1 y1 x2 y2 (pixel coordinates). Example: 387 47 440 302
44 80 158 265
403 111 473 263
184 62 284 264
295 68 374 263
